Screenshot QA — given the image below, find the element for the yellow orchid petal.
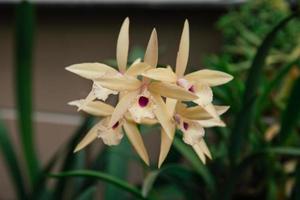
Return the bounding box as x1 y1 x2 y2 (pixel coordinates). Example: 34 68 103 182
95 75 141 91
125 62 152 77
123 120 150 165
149 82 197 101
192 84 219 119
109 90 140 127
142 66 177 82
176 19 189 78
202 103 219 120
116 17 129 73
74 122 100 152
198 118 225 128
192 144 206 164
184 69 233 87
215 105 230 115
198 139 212 159
130 58 142 66
166 98 177 116
180 105 229 120
144 28 158 67
152 93 175 139
68 100 114 117
158 128 175 168
65 63 118 80
193 84 213 106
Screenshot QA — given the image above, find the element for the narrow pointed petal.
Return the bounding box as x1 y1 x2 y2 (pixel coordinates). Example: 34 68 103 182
202 103 219 120
74 123 99 152
192 144 206 164
68 100 114 116
166 98 177 116
176 19 189 77
144 28 158 67
180 105 229 120
152 93 175 139
158 129 174 168
123 120 150 165
109 90 140 127
184 69 233 86
198 139 212 159
78 89 97 110
142 66 177 82
215 105 230 115
149 82 197 101
66 63 118 79
198 118 225 127
125 62 152 77
95 75 141 91
117 17 129 73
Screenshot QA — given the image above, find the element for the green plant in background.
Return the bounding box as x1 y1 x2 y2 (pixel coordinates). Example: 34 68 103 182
0 1 300 200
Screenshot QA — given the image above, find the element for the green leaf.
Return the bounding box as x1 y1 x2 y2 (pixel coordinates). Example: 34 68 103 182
0 120 27 199
49 170 146 200
256 59 300 118
15 1 40 186
291 162 300 200
75 186 96 200
52 116 94 199
228 13 299 164
173 136 215 192
105 138 130 200
30 146 62 200
267 147 300 156
277 76 300 143
142 170 160 197
141 165 193 198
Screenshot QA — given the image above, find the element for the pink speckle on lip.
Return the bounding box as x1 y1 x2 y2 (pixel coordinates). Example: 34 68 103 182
138 96 149 107
183 122 189 130
188 85 195 93
112 121 119 129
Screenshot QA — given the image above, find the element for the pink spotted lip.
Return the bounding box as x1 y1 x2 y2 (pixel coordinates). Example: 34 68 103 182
112 121 119 129
188 85 195 93
138 96 149 107
183 122 189 130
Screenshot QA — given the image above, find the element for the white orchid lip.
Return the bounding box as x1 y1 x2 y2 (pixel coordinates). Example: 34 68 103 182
138 96 149 107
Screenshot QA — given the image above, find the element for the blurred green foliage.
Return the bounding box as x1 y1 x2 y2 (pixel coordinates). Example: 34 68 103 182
0 0 300 200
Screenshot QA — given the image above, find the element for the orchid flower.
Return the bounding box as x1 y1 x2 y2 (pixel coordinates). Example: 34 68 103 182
66 18 233 167
95 28 198 139
158 100 229 167
65 17 151 109
142 20 233 119
68 99 150 165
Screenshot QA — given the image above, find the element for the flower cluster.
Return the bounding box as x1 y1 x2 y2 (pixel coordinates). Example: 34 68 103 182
66 18 233 167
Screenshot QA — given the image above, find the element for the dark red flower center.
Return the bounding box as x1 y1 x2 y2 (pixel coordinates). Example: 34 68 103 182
188 85 195 93
138 96 149 107
112 121 119 129
183 122 189 130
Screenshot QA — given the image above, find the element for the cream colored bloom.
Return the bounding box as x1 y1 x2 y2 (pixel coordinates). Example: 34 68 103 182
67 18 232 167
158 100 229 167
95 28 197 139
68 99 150 165
142 20 233 119
66 18 151 108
